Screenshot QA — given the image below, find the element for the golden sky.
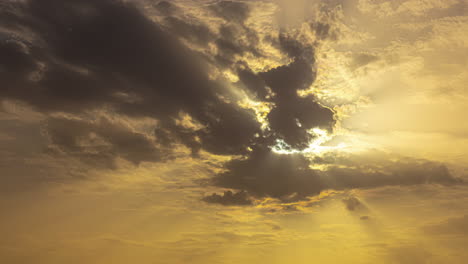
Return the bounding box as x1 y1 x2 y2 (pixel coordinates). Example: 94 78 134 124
1 0 468 263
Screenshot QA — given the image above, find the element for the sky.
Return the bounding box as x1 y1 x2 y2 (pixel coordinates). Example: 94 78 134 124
0 0 468 263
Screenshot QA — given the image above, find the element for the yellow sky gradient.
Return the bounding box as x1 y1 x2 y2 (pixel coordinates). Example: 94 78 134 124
1 0 468 263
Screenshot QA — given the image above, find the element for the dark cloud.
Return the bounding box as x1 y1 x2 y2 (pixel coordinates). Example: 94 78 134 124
310 22 334 41
0 115 105 192
0 0 460 202
158 1 261 68
203 190 253 206
163 16 214 46
260 36 335 149
213 148 324 199
322 160 461 189
0 38 35 77
0 0 265 161
44 116 164 168
271 224 282 230
153 1 178 15
350 53 380 70
0 0 337 166
211 148 461 201
277 33 313 59
282 204 300 212
342 196 363 211
213 23 262 67
235 34 335 149
210 1 250 24
237 67 270 99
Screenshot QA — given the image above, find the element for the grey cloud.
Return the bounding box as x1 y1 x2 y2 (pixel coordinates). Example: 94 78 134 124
1 0 459 203
163 16 215 46
45 116 164 168
261 36 335 149
161 1 261 68
210 1 251 24
213 148 324 199
213 24 262 67
236 34 335 149
0 0 264 161
281 204 300 212
342 196 363 211
0 116 106 192
236 67 270 99
153 1 178 16
323 163 460 190
350 53 380 70
310 21 337 41
0 0 337 167
276 33 313 59
211 148 461 201
203 190 253 206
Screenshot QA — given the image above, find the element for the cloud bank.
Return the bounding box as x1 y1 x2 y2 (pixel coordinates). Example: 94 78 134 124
0 0 461 204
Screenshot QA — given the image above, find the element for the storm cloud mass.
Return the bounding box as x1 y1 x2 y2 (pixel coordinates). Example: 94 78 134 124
0 0 334 156
0 0 265 158
0 0 462 203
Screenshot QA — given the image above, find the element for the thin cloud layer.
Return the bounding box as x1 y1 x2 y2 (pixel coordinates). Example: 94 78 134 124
45 116 164 167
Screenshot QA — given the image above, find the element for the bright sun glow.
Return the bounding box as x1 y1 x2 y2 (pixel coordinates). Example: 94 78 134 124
271 128 347 155
238 98 273 131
